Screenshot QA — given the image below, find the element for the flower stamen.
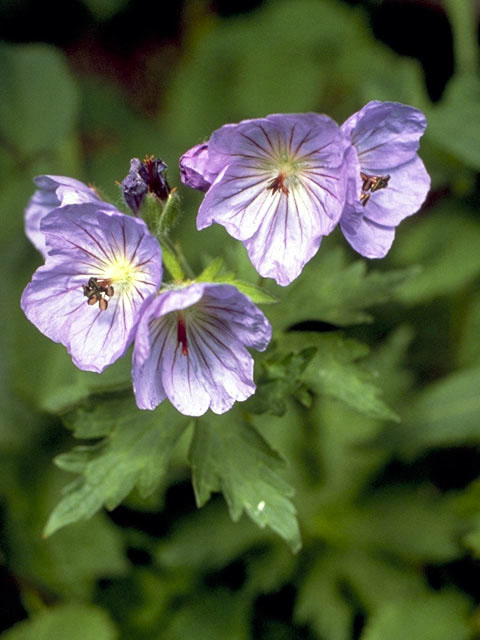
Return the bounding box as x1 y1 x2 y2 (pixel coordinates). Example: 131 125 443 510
360 172 390 206
176 311 189 356
82 277 114 311
267 172 289 197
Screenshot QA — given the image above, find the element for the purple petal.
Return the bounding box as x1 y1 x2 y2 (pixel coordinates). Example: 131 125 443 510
21 205 163 373
342 101 427 170
356 155 430 227
179 143 220 192
25 175 106 257
195 113 348 285
132 283 271 415
340 204 396 258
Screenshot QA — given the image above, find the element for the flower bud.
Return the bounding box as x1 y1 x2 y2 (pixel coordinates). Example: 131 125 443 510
121 156 170 215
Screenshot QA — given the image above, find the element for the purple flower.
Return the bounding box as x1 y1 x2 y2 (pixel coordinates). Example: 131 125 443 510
121 156 170 215
132 283 272 416
340 101 430 258
25 175 111 257
179 114 349 286
21 204 163 373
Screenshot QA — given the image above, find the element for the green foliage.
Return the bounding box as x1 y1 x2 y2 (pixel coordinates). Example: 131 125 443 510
0 605 118 640
428 75 480 170
3 0 480 637
189 412 301 552
373 365 480 457
279 332 399 421
45 394 189 535
392 204 480 304
270 246 417 328
0 44 79 157
360 592 471 640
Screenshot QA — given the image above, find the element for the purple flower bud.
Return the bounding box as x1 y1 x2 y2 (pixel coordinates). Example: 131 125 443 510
132 282 272 416
121 156 170 214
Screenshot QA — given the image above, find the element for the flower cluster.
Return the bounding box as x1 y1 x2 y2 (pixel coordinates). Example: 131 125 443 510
21 101 429 416
21 170 271 416
180 101 430 285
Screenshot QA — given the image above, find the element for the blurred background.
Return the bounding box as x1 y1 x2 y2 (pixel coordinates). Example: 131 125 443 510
2 0 480 638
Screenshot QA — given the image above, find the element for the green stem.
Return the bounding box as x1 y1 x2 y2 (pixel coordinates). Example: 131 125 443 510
444 0 479 76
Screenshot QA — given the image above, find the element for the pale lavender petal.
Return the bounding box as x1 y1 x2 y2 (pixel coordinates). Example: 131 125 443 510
179 143 220 192
358 156 430 227
340 205 396 258
195 113 348 285
21 205 163 373
132 283 271 416
25 175 105 257
342 101 427 170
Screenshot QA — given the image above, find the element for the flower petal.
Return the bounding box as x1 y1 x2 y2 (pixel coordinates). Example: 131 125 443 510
340 205 396 258
357 155 430 227
22 205 163 373
342 101 427 170
195 113 348 285
179 143 219 192
25 175 105 257
132 283 271 415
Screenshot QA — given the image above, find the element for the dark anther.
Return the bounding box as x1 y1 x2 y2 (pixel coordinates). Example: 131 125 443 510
360 172 390 206
82 277 114 311
267 173 289 197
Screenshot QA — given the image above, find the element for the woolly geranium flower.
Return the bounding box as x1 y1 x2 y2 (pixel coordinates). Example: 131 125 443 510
340 101 430 258
132 283 272 416
25 175 112 257
179 114 349 286
21 204 163 373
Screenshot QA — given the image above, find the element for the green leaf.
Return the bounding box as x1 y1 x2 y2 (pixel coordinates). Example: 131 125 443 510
220 277 277 305
360 592 471 640
189 412 301 552
44 393 188 535
281 332 399 421
373 366 480 456
196 256 224 282
247 347 316 415
0 604 118 640
159 243 185 281
157 500 267 571
164 589 250 640
271 247 416 329
0 43 79 157
457 289 480 368
428 75 480 170
295 554 353 640
393 204 480 304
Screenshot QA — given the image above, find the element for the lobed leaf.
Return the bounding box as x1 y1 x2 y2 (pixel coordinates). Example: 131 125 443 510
44 394 188 536
280 332 399 421
189 412 301 552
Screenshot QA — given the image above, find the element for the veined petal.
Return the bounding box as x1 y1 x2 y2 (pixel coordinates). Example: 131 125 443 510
25 175 108 257
340 206 396 258
195 113 348 285
342 101 427 170
359 156 430 227
132 283 271 416
21 205 163 373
